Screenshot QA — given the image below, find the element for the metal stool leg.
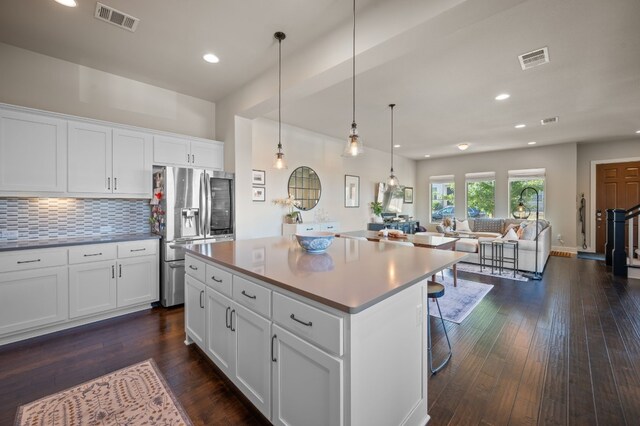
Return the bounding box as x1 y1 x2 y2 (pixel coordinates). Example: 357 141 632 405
427 297 452 374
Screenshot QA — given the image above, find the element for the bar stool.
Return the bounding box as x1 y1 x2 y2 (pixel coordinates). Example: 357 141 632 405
427 281 452 374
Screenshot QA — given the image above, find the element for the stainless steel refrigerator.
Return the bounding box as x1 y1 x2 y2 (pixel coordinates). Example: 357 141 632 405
152 166 234 307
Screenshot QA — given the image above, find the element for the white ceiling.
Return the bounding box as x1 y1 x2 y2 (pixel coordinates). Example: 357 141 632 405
1 0 639 159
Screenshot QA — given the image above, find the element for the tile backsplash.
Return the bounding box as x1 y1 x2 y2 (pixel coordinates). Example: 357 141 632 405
0 198 150 241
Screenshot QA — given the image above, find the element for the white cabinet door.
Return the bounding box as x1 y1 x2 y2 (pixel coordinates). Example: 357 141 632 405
205 287 234 375
69 261 117 319
191 140 223 170
153 135 190 167
0 266 68 335
234 303 272 419
0 109 67 192
112 128 152 196
272 325 343 426
116 256 157 308
185 275 206 347
68 121 112 193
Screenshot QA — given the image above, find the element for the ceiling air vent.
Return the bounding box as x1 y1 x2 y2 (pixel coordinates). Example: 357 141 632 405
518 47 549 70
94 2 140 32
541 116 559 125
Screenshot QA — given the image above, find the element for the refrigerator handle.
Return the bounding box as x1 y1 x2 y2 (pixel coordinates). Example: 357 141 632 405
199 171 207 237
205 172 212 237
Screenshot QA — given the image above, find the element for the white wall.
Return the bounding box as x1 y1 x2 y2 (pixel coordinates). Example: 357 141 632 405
416 143 578 249
577 139 640 251
0 42 215 139
237 118 417 239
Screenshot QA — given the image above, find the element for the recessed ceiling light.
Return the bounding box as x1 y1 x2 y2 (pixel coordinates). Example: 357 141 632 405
393 144 401 148
515 124 526 129
203 53 220 64
424 154 431 158
636 130 640 134
528 141 537 145
457 143 470 151
495 93 510 101
55 0 77 6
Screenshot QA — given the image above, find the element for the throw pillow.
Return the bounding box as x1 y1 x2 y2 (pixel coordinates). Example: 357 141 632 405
517 226 525 239
455 219 472 232
473 218 505 233
521 221 543 240
502 228 518 241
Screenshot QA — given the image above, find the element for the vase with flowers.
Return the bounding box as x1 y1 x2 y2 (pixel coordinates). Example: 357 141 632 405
274 194 302 224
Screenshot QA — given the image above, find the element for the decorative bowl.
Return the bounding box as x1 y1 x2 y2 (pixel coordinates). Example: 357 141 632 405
295 231 335 253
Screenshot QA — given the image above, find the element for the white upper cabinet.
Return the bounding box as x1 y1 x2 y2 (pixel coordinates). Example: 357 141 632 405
0 109 67 192
68 122 151 197
154 134 223 170
68 121 112 193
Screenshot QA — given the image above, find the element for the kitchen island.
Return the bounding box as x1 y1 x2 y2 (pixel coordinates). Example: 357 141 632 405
184 236 467 426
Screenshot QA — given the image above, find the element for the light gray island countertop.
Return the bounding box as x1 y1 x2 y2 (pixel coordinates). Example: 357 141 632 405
185 235 467 313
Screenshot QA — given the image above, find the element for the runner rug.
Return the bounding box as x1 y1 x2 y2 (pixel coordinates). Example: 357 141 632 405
428 275 493 324
15 359 192 426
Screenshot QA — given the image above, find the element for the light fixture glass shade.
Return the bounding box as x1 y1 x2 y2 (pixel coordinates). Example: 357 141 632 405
343 123 363 157
273 151 287 170
514 200 531 219
386 172 400 191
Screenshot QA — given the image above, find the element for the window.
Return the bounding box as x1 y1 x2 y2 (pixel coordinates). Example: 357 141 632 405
465 172 495 218
508 169 545 220
430 175 455 222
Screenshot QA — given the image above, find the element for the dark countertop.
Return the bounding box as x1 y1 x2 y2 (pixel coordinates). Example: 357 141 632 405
0 233 161 252
186 236 468 314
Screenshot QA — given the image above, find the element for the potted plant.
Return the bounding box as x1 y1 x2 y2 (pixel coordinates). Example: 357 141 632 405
370 201 384 223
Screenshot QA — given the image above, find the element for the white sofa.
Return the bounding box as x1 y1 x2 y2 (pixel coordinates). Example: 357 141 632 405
432 218 552 273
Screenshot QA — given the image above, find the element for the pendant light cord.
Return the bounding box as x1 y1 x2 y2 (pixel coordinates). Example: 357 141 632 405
352 0 356 125
390 104 394 172
278 35 282 151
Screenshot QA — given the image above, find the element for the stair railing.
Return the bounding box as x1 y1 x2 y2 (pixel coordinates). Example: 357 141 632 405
626 203 640 268
610 203 640 277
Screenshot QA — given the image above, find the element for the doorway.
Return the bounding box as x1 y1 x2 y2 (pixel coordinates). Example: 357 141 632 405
595 161 640 253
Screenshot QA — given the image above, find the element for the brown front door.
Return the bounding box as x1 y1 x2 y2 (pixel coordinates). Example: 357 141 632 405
595 161 640 253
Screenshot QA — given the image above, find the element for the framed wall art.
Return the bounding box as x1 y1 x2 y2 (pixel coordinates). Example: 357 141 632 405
344 175 360 208
252 169 266 185
252 186 266 202
403 186 414 204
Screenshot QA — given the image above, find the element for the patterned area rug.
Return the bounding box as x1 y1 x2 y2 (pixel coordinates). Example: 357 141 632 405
428 275 493 324
455 261 529 281
550 250 574 257
15 359 192 426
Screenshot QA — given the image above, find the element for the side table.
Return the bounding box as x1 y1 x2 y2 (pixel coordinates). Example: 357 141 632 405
492 240 519 277
479 240 494 273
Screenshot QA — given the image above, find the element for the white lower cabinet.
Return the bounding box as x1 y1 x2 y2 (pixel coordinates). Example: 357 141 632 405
0 266 68 335
185 275 206 347
0 239 159 346
69 261 117 318
205 286 233 374
271 325 343 426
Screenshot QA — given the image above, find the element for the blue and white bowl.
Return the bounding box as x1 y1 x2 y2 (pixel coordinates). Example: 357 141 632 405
295 231 335 253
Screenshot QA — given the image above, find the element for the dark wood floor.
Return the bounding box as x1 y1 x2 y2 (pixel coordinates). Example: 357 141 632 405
1 256 639 426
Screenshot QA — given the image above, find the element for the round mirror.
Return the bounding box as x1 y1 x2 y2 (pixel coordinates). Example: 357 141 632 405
288 166 321 211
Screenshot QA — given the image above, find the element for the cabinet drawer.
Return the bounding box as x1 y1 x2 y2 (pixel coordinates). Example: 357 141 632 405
117 240 157 258
68 244 117 264
297 224 319 233
185 255 206 282
273 293 343 356
233 276 271 318
206 264 232 297
320 222 339 232
0 249 67 273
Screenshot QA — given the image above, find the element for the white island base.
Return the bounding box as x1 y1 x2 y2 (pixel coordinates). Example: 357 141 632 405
184 237 465 425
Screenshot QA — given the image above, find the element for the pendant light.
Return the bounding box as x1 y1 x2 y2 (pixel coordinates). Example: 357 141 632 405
343 0 363 157
273 31 287 170
386 104 400 190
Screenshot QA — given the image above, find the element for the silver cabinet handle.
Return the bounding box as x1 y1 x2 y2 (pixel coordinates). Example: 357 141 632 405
130 248 146 252
305 227 314 231
119 264 122 278
114 177 118 190
112 265 115 278
225 306 231 329
230 309 236 332
290 313 312 327
199 290 204 309
17 259 41 264
189 265 198 270
168 263 184 269
187 153 190 163
241 290 257 299
83 252 102 257
211 276 222 283
271 334 277 362
107 177 111 190
192 154 195 164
